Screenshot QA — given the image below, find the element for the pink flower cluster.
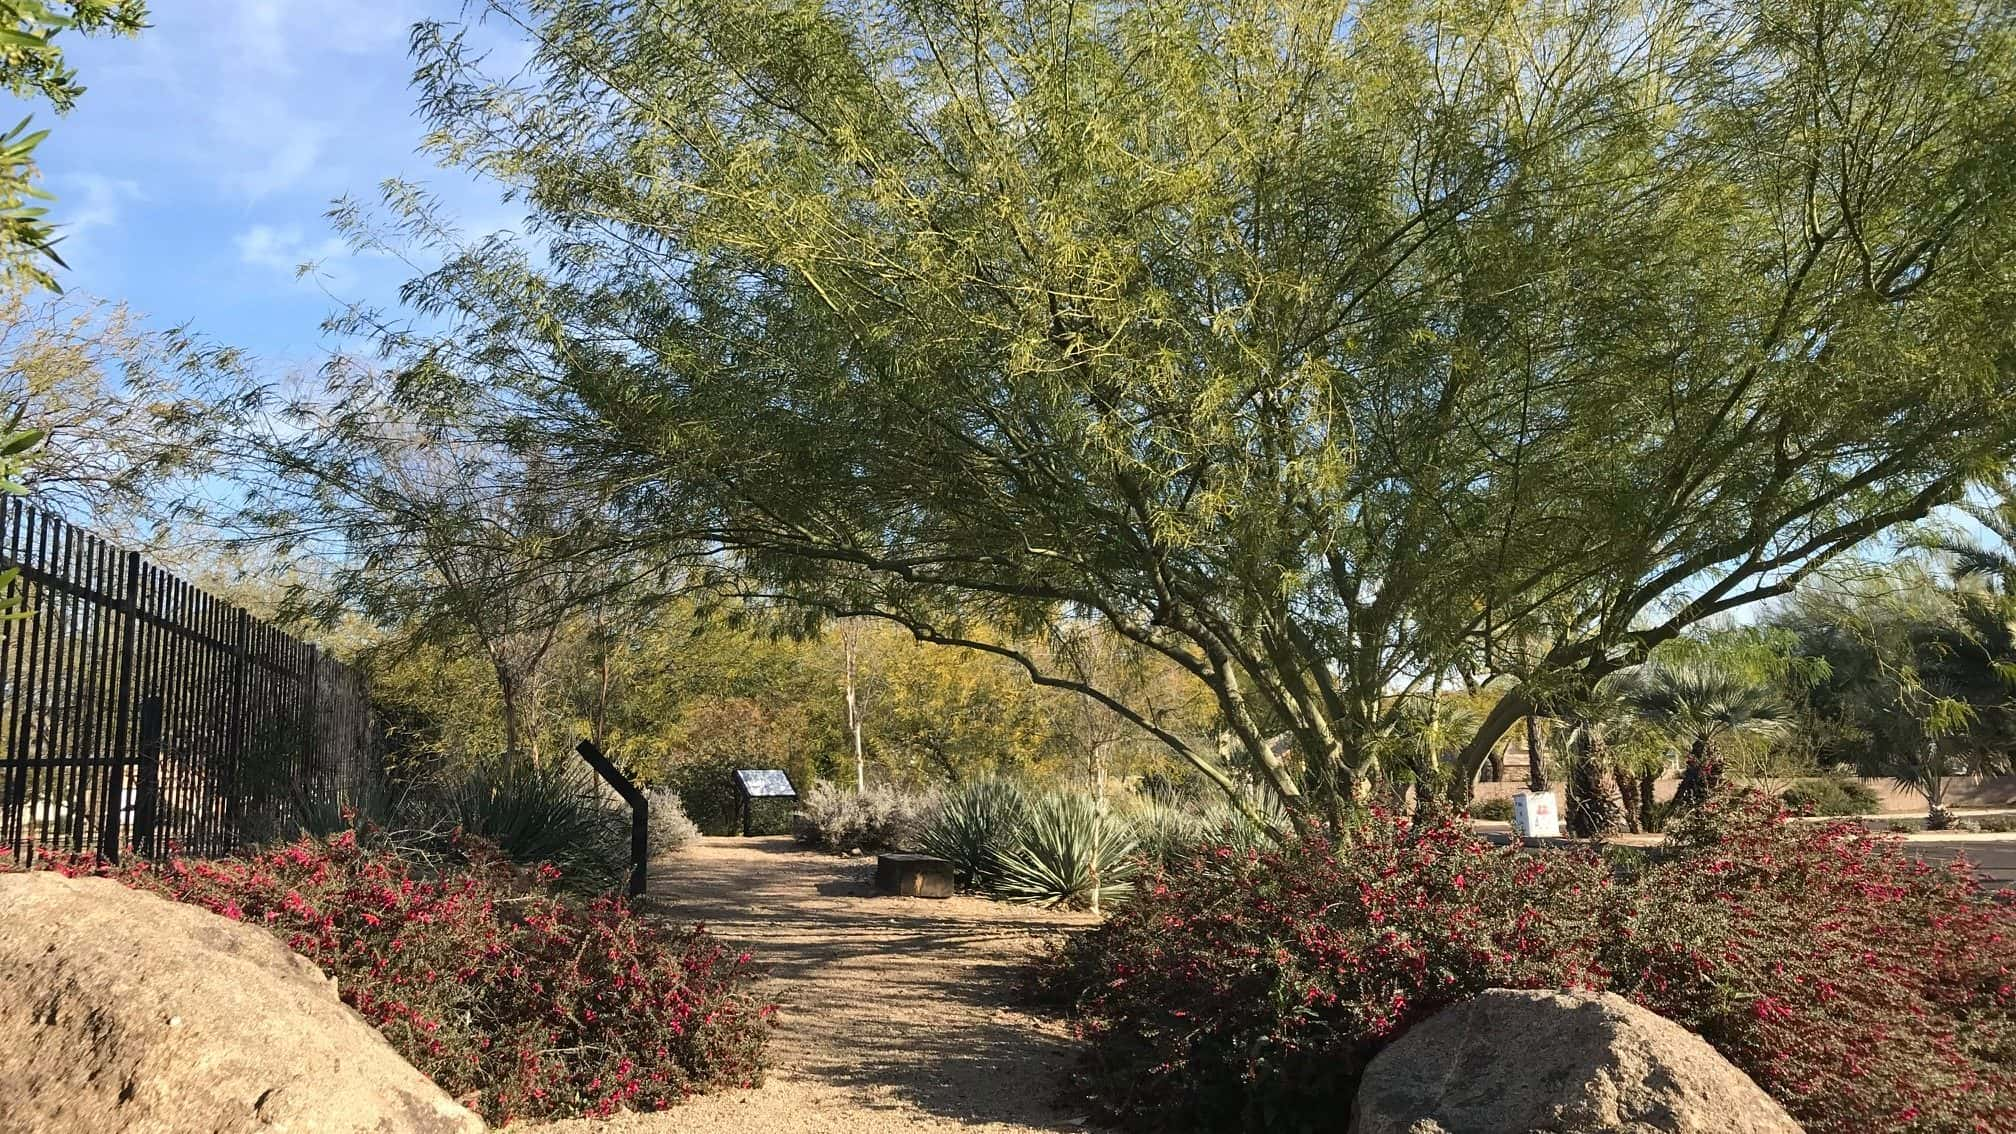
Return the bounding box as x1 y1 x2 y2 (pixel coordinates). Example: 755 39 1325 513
28 833 772 1124
1041 793 2015 1134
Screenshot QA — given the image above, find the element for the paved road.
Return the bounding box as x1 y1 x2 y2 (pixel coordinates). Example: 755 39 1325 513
1909 838 2016 890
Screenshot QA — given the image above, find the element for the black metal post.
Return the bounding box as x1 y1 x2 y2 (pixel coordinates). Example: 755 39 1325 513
135 695 162 856
575 739 648 897
101 550 141 861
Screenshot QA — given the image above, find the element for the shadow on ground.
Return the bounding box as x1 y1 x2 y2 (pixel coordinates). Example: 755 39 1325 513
628 836 1099 1133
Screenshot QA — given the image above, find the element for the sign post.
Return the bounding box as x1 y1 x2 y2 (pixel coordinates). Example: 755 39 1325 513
732 769 798 837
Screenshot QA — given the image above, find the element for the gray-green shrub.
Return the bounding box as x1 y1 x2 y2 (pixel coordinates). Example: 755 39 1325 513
1467 796 1514 822
792 780 935 853
646 787 703 856
1781 775 1881 816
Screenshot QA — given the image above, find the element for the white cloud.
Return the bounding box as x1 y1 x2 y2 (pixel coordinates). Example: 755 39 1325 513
63 173 145 235
235 223 350 281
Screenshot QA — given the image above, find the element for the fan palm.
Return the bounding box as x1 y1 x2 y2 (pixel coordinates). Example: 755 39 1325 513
1620 663 1792 803
1916 472 2016 595
1389 695 1484 822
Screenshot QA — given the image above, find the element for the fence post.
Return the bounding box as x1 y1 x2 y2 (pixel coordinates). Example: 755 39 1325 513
99 551 142 861
303 644 320 806
222 608 250 851
135 695 162 856
575 739 649 898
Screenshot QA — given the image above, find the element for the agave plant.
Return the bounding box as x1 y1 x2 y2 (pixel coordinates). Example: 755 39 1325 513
438 751 631 888
920 777 1031 890
995 791 1139 911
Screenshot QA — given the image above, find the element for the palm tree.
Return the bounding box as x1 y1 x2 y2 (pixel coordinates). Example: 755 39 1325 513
1916 472 2016 595
1391 695 1485 823
1621 662 1792 808
1559 715 1623 838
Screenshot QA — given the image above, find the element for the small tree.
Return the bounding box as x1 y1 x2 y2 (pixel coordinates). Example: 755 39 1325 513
1621 663 1792 808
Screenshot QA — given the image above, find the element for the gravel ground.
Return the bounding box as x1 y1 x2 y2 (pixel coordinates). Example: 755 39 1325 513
521 836 1099 1133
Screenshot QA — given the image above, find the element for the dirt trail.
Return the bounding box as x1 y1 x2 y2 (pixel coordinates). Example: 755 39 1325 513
524 836 1098 1133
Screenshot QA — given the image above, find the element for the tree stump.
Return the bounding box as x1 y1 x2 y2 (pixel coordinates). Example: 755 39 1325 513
875 853 954 898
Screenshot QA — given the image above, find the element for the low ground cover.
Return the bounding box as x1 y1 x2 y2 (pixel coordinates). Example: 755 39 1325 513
25 833 771 1125
1034 791 2016 1134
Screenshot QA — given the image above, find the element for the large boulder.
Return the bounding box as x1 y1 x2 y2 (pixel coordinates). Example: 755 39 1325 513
1351 989 1802 1134
0 870 483 1134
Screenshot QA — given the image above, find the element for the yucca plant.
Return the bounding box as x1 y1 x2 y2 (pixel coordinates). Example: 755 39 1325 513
1129 799 1271 867
996 791 1139 911
920 777 1030 890
438 751 630 888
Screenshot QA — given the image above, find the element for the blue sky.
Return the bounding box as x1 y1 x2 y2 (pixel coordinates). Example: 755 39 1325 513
35 2 521 369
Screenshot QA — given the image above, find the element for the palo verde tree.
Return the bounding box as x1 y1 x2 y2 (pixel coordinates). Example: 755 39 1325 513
364 0 2016 827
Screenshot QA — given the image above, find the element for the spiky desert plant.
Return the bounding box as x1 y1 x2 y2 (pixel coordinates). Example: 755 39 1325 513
996 790 1139 910
920 776 1030 890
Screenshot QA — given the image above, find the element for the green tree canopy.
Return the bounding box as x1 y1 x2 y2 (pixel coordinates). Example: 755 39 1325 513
343 0 2016 826
0 1 147 290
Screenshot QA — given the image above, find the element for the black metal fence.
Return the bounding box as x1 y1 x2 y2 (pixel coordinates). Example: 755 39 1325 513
0 497 377 861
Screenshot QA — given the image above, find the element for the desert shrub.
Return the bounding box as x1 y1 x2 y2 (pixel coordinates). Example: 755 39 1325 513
37 833 772 1124
1780 775 1881 816
1466 795 1514 822
1040 793 2016 1134
792 780 934 853
1607 792 2015 1134
646 787 703 856
921 777 1031 890
996 791 1140 909
435 751 630 888
1042 813 1615 1130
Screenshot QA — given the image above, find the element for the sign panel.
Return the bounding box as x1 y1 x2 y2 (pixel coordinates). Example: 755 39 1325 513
735 769 797 798
1512 790 1562 839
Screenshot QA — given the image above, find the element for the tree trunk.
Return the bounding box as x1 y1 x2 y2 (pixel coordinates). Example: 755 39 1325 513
1923 740 1952 829
1486 743 1504 783
1566 728 1620 839
1638 770 1660 832
1676 736 1712 807
1525 714 1550 791
497 666 524 759
843 625 865 791
1614 769 1642 834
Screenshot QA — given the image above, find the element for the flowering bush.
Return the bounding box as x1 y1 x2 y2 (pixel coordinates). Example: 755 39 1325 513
1610 792 2015 1134
31 834 772 1125
1039 794 2015 1134
1041 812 1616 1129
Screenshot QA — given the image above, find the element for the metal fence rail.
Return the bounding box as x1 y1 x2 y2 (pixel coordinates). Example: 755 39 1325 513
0 496 376 861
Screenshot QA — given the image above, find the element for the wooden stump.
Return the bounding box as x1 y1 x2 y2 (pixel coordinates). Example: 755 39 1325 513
875 853 955 899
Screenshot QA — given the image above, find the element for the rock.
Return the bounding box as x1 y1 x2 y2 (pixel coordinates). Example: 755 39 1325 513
875 853 955 898
1351 988 1803 1134
0 870 484 1134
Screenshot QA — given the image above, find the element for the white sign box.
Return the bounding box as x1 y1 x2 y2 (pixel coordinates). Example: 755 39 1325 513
1512 791 1561 838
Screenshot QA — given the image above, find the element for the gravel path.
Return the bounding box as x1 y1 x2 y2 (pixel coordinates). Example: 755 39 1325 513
524 836 1098 1133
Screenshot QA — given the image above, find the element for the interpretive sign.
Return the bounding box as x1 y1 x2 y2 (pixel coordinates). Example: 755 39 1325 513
735 769 797 798
732 769 798 836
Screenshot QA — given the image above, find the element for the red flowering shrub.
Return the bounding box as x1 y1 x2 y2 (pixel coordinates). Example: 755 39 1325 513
1609 792 2015 1134
28 834 771 1124
1043 813 1616 1130
1041 795 2016 1134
